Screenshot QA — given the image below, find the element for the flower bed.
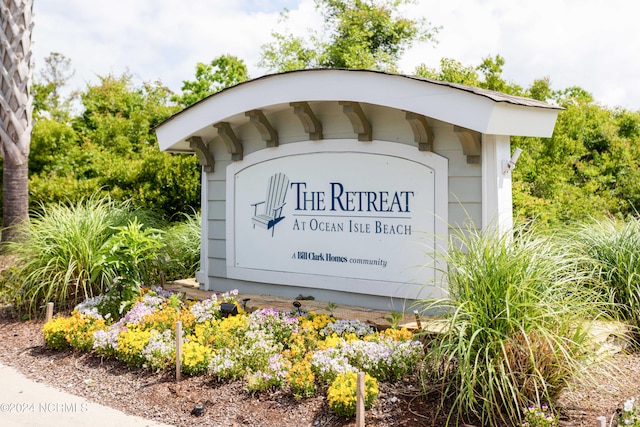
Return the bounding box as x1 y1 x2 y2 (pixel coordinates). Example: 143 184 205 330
42 287 424 418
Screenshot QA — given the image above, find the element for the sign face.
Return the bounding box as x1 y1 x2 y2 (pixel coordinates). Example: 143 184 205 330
227 140 448 299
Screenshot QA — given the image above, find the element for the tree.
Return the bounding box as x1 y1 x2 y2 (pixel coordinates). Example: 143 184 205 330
0 0 34 243
526 76 553 102
476 55 522 95
415 55 523 95
171 55 249 108
28 73 201 219
259 0 438 72
512 89 640 226
414 58 480 86
32 52 76 122
74 74 176 154
412 54 640 226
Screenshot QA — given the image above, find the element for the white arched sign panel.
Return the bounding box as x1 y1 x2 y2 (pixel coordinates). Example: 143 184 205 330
226 140 448 300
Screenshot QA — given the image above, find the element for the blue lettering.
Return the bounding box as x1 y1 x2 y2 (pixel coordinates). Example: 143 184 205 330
293 181 414 213
330 182 346 211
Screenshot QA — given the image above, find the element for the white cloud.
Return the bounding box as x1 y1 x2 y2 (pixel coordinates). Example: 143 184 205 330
31 0 640 110
401 0 640 109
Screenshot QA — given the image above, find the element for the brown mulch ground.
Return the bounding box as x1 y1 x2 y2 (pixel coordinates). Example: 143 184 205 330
1 310 639 427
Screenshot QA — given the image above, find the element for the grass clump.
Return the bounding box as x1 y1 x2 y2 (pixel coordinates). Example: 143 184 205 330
563 217 640 331
1 196 200 318
158 211 201 281
3 196 132 317
419 226 600 426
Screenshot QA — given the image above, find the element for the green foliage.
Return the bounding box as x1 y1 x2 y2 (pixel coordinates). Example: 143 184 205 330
26 72 201 220
29 119 79 175
563 218 640 331
513 96 640 226
259 28 320 72
4 196 132 317
419 54 640 227
159 211 201 281
1 195 199 318
74 74 176 154
414 54 522 95
419 227 598 425
527 77 553 102
259 0 438 72
31 52 76 122
98 218 164 318
476 54 523 95
171 54 249 107
414 57 480 86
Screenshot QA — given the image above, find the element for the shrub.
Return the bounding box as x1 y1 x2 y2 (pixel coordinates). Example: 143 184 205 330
208 348 245 380
116 326 153 367
245 353 291 394
341 336 424 381
98 218 164 318
142 329 175 371
62 312 106 352
419 226 599 425
247 308 299 346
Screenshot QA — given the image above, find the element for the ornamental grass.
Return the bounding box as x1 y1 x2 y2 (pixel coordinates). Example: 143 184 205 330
2 196 201 318
561 217 640 334
418 226 602 426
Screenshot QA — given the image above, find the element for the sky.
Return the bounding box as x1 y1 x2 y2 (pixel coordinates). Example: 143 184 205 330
31 0 640 110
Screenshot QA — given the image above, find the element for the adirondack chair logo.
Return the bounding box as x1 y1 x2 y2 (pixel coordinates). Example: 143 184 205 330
251 172 290 236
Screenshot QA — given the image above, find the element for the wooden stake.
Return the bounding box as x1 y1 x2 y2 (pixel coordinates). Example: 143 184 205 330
175 320 182 382
45 302 54 323
596 416 607 427
356 371 365 427
413 310 422 330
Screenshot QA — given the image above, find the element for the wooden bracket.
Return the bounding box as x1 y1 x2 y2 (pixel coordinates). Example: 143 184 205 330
290 102 323 140
187 136 215 172
405 112 434 151
214 122 243 161
245 109 279 147
454 126 482 164
339 101 372 142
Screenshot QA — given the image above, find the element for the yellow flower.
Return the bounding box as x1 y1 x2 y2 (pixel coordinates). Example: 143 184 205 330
327 372 378 417
42 311 106 352
287 359 316 399
116 327 152 366
181 341 212 375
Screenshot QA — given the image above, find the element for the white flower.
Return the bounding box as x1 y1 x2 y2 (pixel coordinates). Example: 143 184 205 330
624 398 636 413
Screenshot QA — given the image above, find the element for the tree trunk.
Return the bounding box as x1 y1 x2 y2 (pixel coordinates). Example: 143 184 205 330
0 0 34 243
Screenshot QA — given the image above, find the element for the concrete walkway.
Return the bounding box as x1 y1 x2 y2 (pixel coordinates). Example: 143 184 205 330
0 362 174 427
